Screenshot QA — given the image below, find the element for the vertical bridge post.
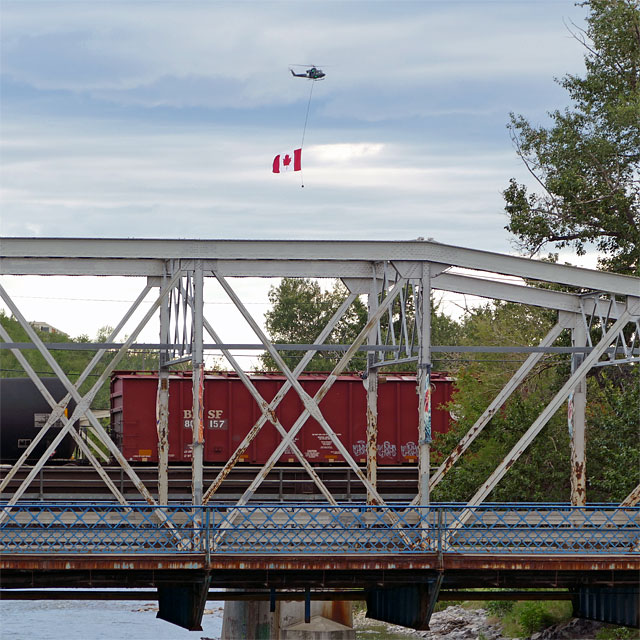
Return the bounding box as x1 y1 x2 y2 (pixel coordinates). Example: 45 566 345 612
570 316 587 506
366 276 379 505
156 267 171 505
192 262 205 512
418 264 432 509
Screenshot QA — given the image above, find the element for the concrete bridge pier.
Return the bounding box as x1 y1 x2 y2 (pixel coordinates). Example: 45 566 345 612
221 597 355 639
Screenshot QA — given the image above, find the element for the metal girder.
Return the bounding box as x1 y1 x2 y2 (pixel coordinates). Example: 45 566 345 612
2 239 640 535
208 276 412 542
210 271 414 514
420 316 573 500
431 273 629 318
157 273 171 505
348 272 629 319
2 258 381 279
201 293 358 505
0 273 187 537
3 238 640 295
366 275 379 505
455 308 636 521
417 264 432 508
569 318 587 506
621 484 640 507
191 264 205 510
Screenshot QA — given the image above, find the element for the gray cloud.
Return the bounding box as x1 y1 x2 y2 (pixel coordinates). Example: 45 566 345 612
1 0 588 259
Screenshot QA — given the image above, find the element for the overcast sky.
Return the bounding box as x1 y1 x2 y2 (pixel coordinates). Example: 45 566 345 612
0 0 592 349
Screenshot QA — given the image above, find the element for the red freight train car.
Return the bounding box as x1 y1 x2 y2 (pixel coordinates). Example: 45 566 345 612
111 371 454 464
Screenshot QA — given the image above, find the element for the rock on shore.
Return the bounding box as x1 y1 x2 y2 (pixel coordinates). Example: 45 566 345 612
355 604 506 639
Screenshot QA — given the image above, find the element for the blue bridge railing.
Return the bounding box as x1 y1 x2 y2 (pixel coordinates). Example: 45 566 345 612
1 502 638 556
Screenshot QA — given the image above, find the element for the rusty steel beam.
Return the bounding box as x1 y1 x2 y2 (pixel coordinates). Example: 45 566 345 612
0 273 187 539
156 271 171 505
417 264 432 508
422 318 570 500
197 311 340 506
192 263 205 510
211 272 412 517
201 293 357 505
570 319 587 506
621 484 640 507
454 309 634 524
0 283 152 494
2 554 638 574
366 275 379 505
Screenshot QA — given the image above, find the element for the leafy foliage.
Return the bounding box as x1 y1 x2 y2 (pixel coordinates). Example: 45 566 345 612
0 311 157 410
584 366 640 501
259 278 368 372
432 302 573 502
504 0 640 274
432 301 638 503
259 277 461 373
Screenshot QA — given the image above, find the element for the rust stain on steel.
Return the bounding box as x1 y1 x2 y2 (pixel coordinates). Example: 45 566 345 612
203 423 261 501
366 399 378 506
440 555 640 572
621 483 640 507
570 460 586 506
197 363 205 444
204 557 439 571
1 555 206 571
203 397 283 504
429 411 495 491
322 601 352 627
3 553 639 574
203 400 289 504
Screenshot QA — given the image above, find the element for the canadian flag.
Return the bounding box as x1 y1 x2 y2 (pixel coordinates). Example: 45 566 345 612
273 148 302 173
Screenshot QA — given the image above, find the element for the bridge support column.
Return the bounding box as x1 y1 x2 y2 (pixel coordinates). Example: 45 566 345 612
570 318 587 506
221 599 278 639
418 265 432 510
192 262 205 512
157 574 211 631
156 270 171 505
366 577 442 630
221 598 355 639
366 279 379 505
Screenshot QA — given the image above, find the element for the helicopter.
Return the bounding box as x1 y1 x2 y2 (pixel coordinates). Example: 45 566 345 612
289 65 326 80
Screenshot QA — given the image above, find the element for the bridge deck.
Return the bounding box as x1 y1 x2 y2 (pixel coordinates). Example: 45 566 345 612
2 503 638 552
2 503 638 591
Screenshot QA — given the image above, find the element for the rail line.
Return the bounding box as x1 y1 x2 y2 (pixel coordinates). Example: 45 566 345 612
0 464 420 502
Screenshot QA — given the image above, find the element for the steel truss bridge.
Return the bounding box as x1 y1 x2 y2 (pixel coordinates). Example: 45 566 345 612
1 238 639 631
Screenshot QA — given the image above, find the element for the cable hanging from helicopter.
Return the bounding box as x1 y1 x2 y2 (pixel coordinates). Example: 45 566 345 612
272 65 326 187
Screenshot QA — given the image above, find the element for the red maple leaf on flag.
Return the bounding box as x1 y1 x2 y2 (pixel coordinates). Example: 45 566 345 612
272 148 301 174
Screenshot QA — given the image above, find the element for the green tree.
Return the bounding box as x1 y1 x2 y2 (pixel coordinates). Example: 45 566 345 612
504 0 640 275
432 302 573 502
259 278 461 373
259 278 368 371
0 313 159 411
431 301 638 503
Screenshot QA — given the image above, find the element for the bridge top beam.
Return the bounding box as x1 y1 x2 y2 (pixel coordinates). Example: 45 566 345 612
2 237 640 296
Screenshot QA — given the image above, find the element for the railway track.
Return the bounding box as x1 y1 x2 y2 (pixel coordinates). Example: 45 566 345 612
0 464 420 502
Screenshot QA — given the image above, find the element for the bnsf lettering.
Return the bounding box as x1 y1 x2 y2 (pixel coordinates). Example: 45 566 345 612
183 409 226 429
184 409 224 419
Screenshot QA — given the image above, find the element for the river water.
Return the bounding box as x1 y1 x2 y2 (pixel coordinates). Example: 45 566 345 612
0 598 225 640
